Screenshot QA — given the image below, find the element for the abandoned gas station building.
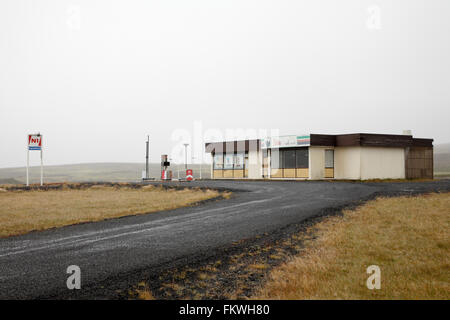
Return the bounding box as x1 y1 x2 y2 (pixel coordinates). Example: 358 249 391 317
205 133 433 180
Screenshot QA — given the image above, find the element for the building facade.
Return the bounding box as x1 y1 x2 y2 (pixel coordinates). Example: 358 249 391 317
205 133 433 180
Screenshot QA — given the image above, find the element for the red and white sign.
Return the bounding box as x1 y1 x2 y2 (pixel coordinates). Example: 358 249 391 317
186 169 193 181
28 134 42 150
26 133 44 186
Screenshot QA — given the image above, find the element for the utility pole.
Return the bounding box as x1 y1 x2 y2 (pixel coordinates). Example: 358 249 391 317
183 143 189 171
145 135 149 179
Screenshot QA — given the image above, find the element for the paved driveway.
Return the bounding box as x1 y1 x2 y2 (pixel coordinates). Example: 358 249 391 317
0 180 449 299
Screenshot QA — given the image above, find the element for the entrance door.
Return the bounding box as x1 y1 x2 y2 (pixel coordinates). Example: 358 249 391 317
324 149 334 178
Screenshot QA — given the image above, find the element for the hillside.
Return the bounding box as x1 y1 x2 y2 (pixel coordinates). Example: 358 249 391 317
434 143 450 174
434 143 450 154
0 162 212 184
0 142 449 184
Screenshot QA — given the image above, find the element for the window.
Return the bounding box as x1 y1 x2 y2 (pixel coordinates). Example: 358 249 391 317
296 149 309 168
270 149 282 169
224 154 234 169
284 150 296 169
270 148 309 169
234 153 244 169
325 149 334 168
213 154 223 169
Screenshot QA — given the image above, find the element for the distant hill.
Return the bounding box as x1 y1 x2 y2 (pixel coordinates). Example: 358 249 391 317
434 143 450 154
0 178 22 185
0 162 212 184
434 143 450 174
1 143 449 184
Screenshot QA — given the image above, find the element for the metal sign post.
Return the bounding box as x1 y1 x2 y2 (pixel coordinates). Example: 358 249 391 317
145 135 149 179
40 147 43 186
26 147 29 186
27 133 43 186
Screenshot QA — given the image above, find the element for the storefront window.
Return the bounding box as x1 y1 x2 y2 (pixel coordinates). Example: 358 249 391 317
296 149 309 168
270 148 309 169
284 150 296 169
224 153 234 169
213 154 223 169
234 153 244 169
270 149 282 169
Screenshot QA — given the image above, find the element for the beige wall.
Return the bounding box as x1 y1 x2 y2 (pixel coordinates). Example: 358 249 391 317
223 170 233 178
271 168 283 178
248 149 262 179
284 168 296 178
360 147 405 180
309 147 326 179
296 168 309 178
213 170 223 179
335 146 361 179
335 146 405 180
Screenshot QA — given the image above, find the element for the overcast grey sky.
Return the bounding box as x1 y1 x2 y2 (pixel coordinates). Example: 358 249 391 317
0 0 449 168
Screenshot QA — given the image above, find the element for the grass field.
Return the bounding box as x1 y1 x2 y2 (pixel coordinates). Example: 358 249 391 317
0 162 212 184
0 185 221 238
435 172 450 178
255 193 450 300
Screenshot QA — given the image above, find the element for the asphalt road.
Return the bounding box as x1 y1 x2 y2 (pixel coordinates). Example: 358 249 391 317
1 180 449 299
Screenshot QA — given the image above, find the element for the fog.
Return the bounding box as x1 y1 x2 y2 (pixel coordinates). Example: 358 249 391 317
1 0 449 168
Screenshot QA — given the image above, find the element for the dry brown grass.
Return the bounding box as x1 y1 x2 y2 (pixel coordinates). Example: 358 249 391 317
0 185 220 237
249 263 268 270
255 192 450 300
135 282 155 300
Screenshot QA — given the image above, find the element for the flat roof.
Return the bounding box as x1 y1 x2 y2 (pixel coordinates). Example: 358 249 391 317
205 133 433 153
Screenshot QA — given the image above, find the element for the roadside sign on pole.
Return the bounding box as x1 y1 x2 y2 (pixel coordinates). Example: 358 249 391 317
27 133 44 186
28 134 42 150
